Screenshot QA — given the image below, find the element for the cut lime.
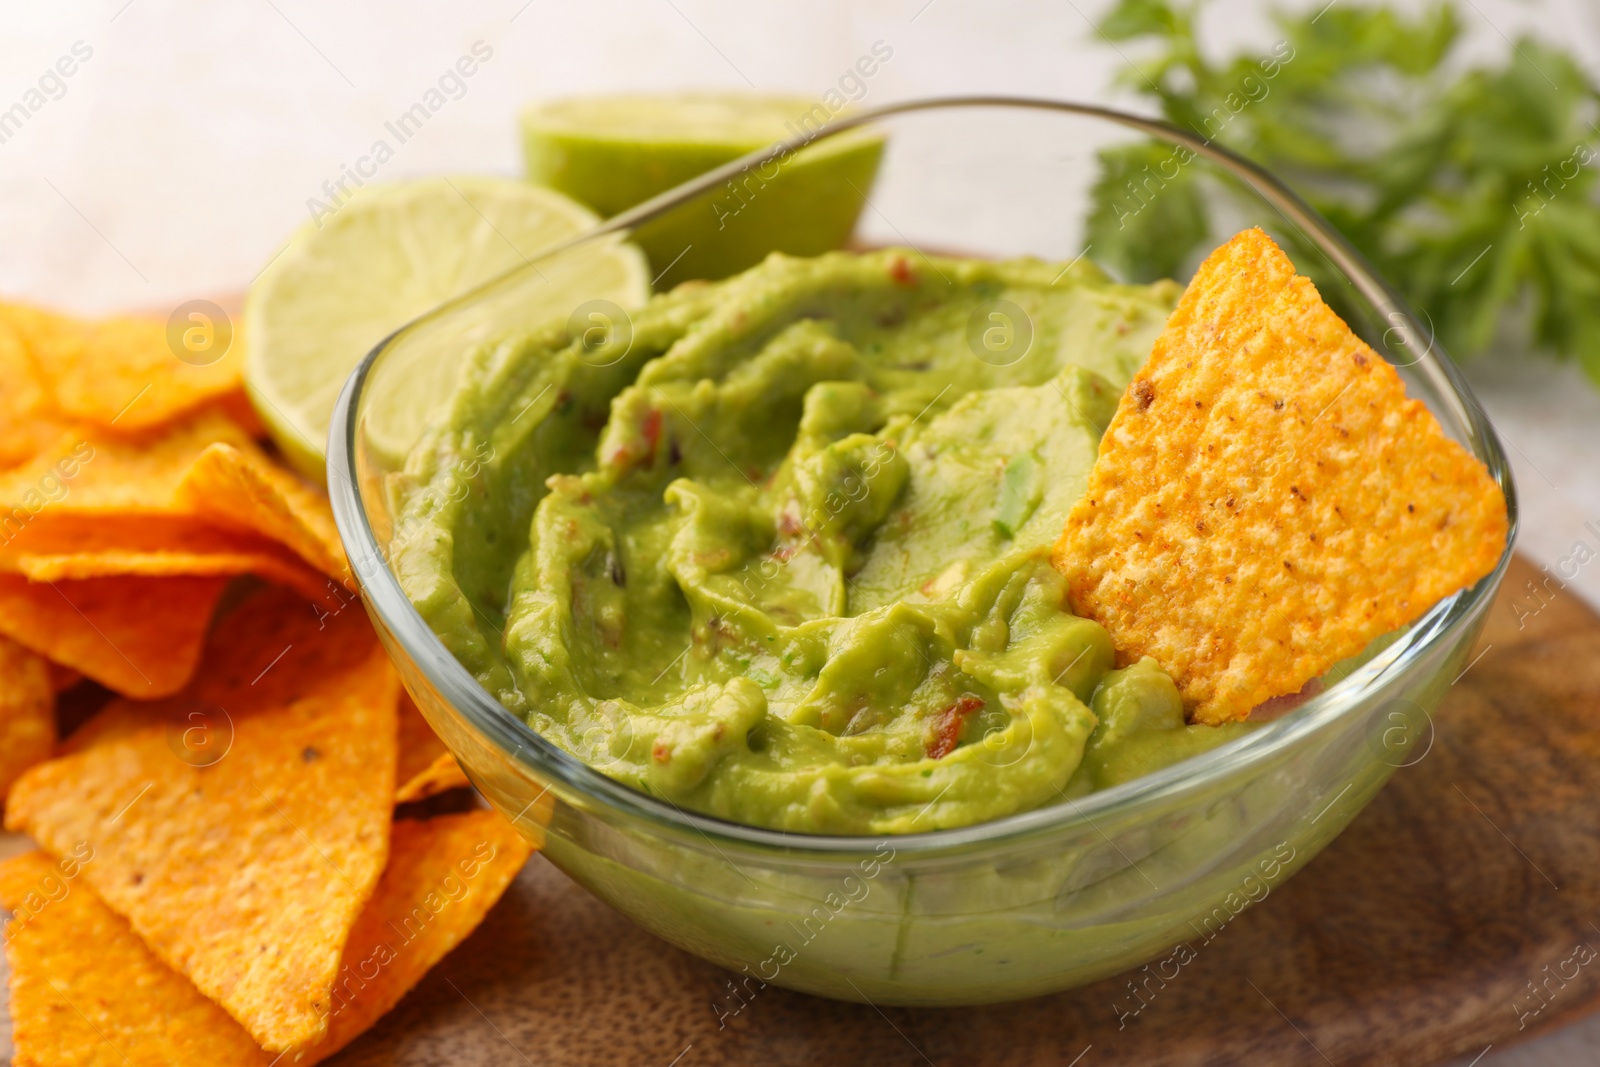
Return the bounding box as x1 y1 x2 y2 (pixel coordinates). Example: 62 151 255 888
522 93 884 288
244 176 650 480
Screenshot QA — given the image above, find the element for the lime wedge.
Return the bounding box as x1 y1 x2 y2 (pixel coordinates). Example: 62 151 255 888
244 176 650 480
522 93 884 288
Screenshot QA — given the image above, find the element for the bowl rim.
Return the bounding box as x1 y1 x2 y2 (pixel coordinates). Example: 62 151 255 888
327 95 1518 858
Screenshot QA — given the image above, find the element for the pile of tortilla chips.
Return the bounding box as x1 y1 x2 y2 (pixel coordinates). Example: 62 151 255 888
0 301 509 1064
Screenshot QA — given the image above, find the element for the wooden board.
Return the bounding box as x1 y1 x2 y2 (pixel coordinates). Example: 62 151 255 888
307 554 1600 1067
5 554 1596 1065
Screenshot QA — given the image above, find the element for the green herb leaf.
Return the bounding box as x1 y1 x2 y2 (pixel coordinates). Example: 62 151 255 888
1086 141 1210 284
993 450 1043 539
1087 0 1600 385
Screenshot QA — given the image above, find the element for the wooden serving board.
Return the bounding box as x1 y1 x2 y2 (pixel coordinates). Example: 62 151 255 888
7 554 1598 1065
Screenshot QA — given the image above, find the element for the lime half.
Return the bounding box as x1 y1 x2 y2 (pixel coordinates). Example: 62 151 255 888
522 94 884 288
245 176 650 480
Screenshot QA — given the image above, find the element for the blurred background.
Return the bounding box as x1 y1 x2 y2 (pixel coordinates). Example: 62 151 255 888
0 0 1593 1062
2 0 1592 305
5 4 1598 592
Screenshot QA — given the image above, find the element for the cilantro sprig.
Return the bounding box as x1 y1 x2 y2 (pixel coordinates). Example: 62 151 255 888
1086 0 1600 383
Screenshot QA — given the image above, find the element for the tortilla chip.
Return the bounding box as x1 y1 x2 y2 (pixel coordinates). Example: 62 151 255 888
178 442 350 583
209 386 268 438
10 547 325 599
0 409 254 520
46 662 81 693
1054 228 1508 724
0 849 272 1067
0 512 328 599
187 585 377 704
0 401 342 595
0 317 64 472
0 302 243 432
317 811 534 1056
397 690 447 781
4 585 400 1052
0 813 531 1067
0 636 54 802
396 752 473 804
396 691 471 803
51 697 151 757
0 574 225 698
0 407 338 601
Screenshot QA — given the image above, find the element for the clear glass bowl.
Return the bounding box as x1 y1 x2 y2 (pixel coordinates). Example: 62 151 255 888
327 97 1517 1005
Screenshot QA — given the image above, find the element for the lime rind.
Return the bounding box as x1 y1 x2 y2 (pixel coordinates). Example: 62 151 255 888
244 176 649 480
521 93 885 287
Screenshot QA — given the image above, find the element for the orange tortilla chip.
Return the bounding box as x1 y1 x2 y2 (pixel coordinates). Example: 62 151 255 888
316 811 534 1057
208 385 268 438
1054 228 1508 724
178 441 350 583
0 317 64 472
51 695 155 757
4 585 400 1052
0 408 254 520
9 547 325 599
396 752 473 804
0 407 334 598
0 636 54 802
46 662 81 693
0 849 271 1067
187 584 376 704
397 689 448 781
396 691 471 803
0 512 328 599
0 813 531 1066
0 574 225 698
0 302 243 432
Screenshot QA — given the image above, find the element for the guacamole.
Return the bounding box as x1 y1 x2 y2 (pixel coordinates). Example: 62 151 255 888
394 250 1251 834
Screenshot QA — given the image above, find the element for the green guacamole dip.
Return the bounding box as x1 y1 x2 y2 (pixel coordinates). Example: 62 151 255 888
394 249 1252 834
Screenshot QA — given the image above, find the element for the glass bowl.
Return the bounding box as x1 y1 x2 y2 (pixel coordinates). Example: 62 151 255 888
326 97 1517 1006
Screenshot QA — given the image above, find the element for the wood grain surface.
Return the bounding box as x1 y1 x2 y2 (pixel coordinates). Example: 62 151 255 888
5 555 1596 1066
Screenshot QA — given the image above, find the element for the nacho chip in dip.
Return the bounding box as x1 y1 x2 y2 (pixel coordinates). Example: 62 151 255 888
1054 228 1508 724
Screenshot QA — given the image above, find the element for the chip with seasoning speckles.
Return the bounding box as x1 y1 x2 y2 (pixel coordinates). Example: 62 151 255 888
0 635 54 802
1053 228 1508 725
0 812 531 1067
4 585 400 1053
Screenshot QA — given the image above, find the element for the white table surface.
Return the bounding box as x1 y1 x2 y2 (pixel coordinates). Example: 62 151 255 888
2 1 1598 1062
